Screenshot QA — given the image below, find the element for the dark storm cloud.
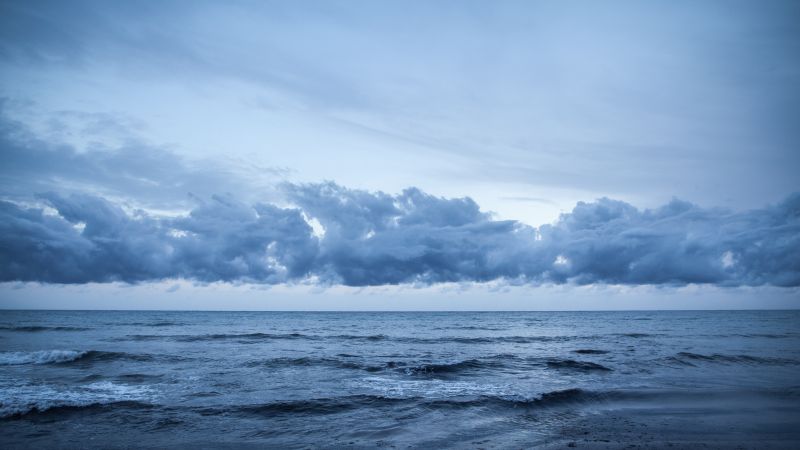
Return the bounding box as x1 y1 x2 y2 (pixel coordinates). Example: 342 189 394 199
1 101 798 287
1 182 798 287
285 184 800 287
537 196 800 287
0 193 318 284
283 182 526 285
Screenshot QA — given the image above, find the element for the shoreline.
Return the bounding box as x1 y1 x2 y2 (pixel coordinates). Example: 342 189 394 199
539 404 800 449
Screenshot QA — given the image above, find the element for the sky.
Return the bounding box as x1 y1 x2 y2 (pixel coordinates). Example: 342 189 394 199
0 0 798 310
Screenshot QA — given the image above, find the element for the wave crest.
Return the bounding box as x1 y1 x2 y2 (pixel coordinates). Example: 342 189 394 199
212 388 598 418
0 350 89 365
0 382 155 419
666 352 798 367
0 350 157 366
546 359 612 372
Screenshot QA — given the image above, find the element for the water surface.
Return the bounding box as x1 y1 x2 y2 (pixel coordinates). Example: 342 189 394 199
1 310 799 448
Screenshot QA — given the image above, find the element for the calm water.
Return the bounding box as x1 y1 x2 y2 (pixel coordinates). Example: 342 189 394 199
1 310 799 448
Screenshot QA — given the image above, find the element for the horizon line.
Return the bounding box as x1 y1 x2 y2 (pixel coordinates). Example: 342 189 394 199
2 308 798 313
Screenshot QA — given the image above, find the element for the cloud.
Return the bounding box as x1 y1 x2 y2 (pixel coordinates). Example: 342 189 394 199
1 183 798 287
3 0 799 213
0 101 287 209
0 193 318 284
283 182 528 285
0 100 797 288
538 196 800 287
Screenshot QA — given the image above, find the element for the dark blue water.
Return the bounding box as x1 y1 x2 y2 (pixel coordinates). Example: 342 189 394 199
1 310 799 448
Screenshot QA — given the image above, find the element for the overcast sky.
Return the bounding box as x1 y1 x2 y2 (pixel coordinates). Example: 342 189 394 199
1 0 798 309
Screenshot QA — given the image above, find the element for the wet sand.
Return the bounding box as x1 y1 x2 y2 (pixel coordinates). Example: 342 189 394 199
540 404 800 449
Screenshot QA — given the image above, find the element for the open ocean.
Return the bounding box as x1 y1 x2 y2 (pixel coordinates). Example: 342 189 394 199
1 310 799 448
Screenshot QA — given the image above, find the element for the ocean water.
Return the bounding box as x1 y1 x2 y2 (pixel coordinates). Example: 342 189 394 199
1 310 799 448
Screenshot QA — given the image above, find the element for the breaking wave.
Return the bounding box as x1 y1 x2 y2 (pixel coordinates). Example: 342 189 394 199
0 350 91 365
242 354 613 376
205 388 601 418
0 382 155 419
0 350 165 366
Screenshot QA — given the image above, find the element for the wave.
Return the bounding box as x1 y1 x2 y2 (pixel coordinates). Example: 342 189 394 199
0 326 90 332
243 357 494 375
666 352 799 367
234 394 406 416
420 335 570 344
115 332 573 344
0 350 165 366
119 332 310 342
0 382 154 419
228 385 800 420
401 359 503 377
179 332 309 342
244 357 363 371
416 390 596 410
0 350 90 365
432 326 506 331
572 349 609 355
695 333 800 339
545 358 612 372
122 321 184 327
244 354 611 376
110 373 165 383
199 389 596 416
206 388 599 418
742 333 800 339
2 400 152 420
333 334 389 341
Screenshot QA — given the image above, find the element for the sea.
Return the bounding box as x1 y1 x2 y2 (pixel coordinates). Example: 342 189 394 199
1 310 799 448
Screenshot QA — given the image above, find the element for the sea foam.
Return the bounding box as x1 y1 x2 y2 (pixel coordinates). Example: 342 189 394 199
0 350 88 365
0 381 155 418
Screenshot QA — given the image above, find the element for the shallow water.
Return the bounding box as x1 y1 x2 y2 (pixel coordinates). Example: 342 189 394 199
1 310 799 448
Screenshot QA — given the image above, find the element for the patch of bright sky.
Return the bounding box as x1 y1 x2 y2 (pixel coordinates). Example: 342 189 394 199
1 281 797 311
2 0 798 227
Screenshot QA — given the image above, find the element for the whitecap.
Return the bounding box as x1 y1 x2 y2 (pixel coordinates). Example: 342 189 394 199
0 350 88 365
0 381 156 418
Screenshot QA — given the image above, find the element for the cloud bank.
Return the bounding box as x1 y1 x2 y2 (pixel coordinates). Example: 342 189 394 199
1 104 798 288
1 184 798 287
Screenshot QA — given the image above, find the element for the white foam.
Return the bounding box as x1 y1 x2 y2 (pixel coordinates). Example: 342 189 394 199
0 350 88 365
0 381 155 418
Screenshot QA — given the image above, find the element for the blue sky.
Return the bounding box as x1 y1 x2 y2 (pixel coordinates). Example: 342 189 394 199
0 0 798 309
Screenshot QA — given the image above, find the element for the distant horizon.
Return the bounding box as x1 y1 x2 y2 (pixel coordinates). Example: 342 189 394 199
1 279 797 311
2 308 799 312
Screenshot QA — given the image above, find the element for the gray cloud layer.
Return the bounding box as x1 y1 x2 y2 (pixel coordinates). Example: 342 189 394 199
2 184 798 287
1 103 798 287
0 102 286 209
